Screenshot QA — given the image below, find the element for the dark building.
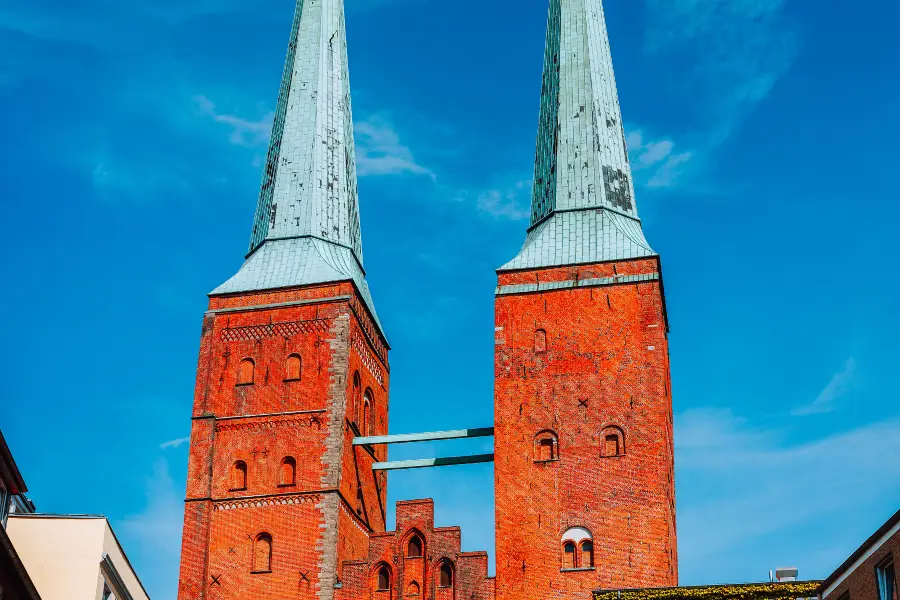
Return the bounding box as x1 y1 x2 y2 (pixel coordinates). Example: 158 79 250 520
819 509 899 600
0 430 40 600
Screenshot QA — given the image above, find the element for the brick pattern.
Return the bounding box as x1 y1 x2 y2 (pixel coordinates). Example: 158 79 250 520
221 319 330 342
493 258 677 600
177 285 390 600
336 499 495 600
823 526 899 600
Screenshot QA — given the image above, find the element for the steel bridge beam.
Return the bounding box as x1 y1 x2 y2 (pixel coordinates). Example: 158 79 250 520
372 453 495 471
353 427 494 446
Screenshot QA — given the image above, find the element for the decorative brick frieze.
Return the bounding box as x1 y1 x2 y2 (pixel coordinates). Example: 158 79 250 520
214 415 323 433
352 331 385 386
220 318 330 342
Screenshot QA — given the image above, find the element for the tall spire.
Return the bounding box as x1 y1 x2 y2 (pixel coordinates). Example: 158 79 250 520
501 0 655 271
212 0 384 334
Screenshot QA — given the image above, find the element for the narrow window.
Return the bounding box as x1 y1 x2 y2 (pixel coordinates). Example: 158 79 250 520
363 389 375 436
253 533 272 572
407 535 423 558
406 581 420 597
563 541 576 569
535 328 547 353
562 527 592 571
237 358 255 385
279 457 296 486
376 566 391 591
533 431 558 461
285 354 301 381
600 426 625 458
439 561 453 588
605 434 620 457
231 461 247 491
351 371 361 424
877 557 896 600
581 540 594 568
540 439 554 461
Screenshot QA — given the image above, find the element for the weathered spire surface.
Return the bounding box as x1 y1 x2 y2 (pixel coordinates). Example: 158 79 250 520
213 0 383 333
501 0 655 271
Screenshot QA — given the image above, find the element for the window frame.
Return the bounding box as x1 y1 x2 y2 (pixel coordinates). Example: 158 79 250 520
876 554 896 600
236 358 255 386
437 559 454 589
284 353 302 382
406 534 424 558
278 456 297 487
251 532 273 574
230 460 248 492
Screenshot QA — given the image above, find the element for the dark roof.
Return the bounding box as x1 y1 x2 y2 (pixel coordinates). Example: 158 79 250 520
0 430 27 495
819 506 900 593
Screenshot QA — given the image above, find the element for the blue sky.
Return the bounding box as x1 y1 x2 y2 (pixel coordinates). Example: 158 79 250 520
2 0 900 597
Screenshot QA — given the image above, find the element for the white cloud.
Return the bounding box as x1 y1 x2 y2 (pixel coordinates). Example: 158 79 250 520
194 95 273 148
355 114 435 179
160 436 191 450
676 408 900 564
792 358 858 416
454 178 531 221
626 127 694 189
643 0 798 145
120 459 184 599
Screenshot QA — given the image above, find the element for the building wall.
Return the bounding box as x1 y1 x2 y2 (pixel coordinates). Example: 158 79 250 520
493 258 677 600
6 516 149 600
336 499 494 600
177 282 389 600
822 522 899 600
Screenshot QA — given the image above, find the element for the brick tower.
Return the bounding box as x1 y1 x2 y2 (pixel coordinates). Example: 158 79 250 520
493 0 677 598
176 0 390 598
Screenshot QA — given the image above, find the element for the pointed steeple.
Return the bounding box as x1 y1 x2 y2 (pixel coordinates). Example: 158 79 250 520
501 0 655 271
212 0 383 334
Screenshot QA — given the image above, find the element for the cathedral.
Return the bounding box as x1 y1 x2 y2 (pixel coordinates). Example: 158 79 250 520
176 0 677 598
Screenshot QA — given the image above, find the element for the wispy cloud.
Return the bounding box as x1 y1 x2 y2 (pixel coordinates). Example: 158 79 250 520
634 0 799 189
626 128 694 189
194 95 273 148
355 114 435 179
792 358 858 416
160 436 191 450
453 177 532 221
120 459 184 599
676 408 900 565
644 0 799 144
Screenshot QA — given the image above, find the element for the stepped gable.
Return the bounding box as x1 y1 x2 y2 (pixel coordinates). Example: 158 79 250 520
337 499 495 600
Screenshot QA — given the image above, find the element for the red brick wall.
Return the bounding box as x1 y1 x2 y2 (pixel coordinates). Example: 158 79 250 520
336 499 494 600
178 282 389 600
823 525 899 600
493 258 677 600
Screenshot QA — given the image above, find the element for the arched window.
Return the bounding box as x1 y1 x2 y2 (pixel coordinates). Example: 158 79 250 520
351 371 361 424
253 533 272 572
406 581 420 597
279 457 296 486
363 389 375 436
375 564 391 592
563 541 576 569
285 354 301 381
407 535 423 558
561 527 593 571
533 430 559 462
600 426 625 458
438 560 454 588
231 460 247 491
237 358 255 385
535 329 547 353
581 540 594 568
